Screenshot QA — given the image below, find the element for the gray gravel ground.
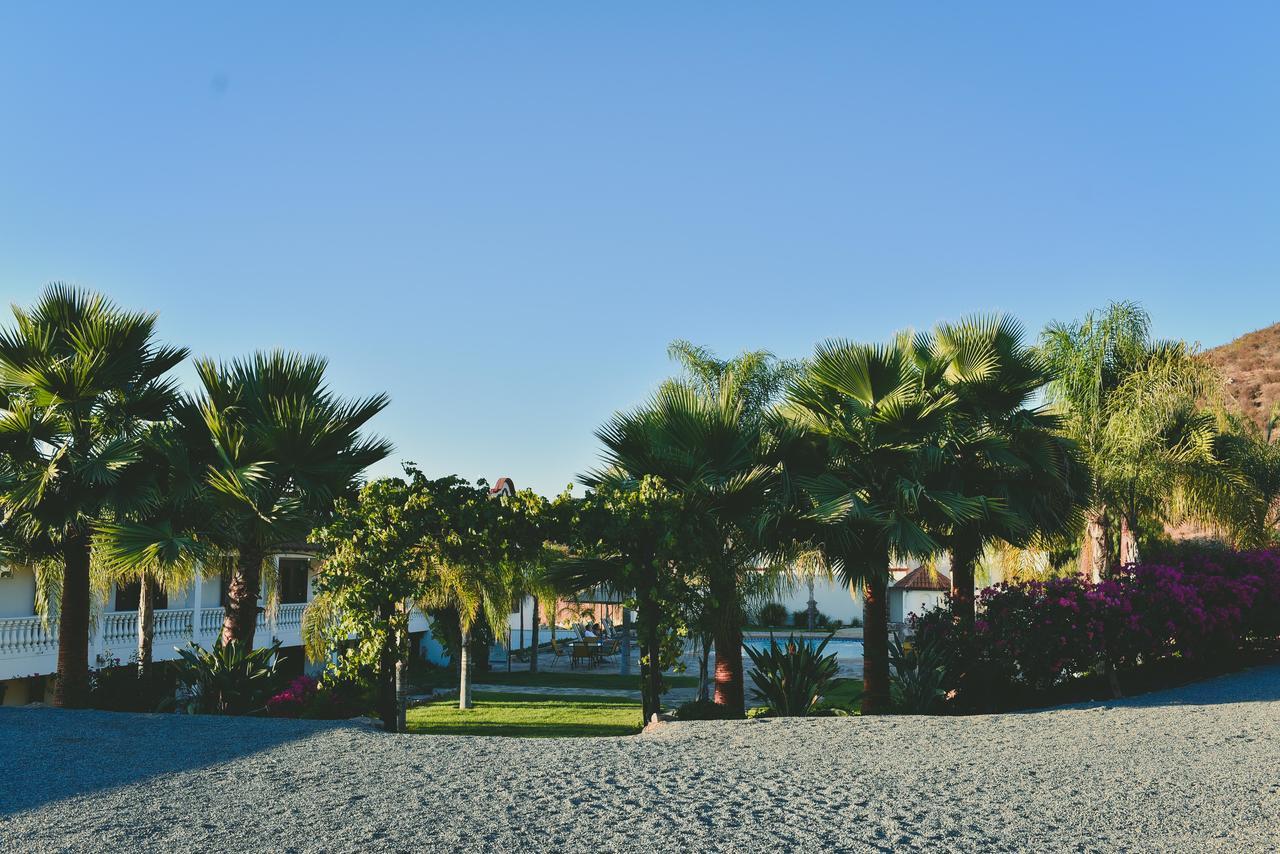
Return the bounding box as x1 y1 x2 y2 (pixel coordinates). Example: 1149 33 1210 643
3 665 1279 853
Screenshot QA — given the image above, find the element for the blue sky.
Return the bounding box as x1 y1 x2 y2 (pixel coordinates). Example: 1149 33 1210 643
2 4 1278 496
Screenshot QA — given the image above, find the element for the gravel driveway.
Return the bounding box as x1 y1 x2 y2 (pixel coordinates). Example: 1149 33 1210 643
3 665 1278 853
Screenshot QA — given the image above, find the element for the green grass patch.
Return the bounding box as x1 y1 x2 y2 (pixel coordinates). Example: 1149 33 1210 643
405 691 643 738
818 677 863 713
408 659 696 692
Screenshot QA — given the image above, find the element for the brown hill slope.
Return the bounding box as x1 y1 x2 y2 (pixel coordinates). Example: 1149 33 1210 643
1204 322 1280 431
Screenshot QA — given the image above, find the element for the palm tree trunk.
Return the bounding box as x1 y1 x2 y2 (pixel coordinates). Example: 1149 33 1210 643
53 531 93 708
1119 512 1140 567
949 536 981 634
1083 509 1110 584
861 566 891 716
712 621 745 715
136 571 156 680
458 627 473 710
711 570 745 716
222 545 264 649
529 598 540 674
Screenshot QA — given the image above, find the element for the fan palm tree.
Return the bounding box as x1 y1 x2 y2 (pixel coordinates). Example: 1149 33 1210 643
195 352 391 649
780 338 986 715
0 285 187 707
921 316 1091 629
95 407 225 678
587 376 775 715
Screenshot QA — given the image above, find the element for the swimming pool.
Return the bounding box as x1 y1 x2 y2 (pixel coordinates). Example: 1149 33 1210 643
744 635 864 662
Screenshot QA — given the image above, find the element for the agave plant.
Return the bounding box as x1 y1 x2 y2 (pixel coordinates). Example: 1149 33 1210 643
171 638 283 715
744 634 839 717
888 634 949 714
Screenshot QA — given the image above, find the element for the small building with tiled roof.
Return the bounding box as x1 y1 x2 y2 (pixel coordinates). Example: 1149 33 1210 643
889 565 951 623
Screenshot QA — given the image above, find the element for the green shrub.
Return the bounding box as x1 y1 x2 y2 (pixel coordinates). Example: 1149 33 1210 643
170 638 284 715
755 602 789 627
745 634 839 716
88 656 177 712
889 634 948 714
790 609 830 628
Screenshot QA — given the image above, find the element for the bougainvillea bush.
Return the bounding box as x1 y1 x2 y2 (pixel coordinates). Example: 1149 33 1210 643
912 548 1280 712
265 674 367 720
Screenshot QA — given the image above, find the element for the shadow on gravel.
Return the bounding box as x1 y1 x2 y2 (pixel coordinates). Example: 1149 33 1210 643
0 707 338 816
1009 663 1280 715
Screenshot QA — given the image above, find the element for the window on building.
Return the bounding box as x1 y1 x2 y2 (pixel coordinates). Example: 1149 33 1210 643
114 581 169 612
278 558 310 604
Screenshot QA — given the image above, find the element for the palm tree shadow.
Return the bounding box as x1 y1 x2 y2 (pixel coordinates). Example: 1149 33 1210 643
0 707 343 816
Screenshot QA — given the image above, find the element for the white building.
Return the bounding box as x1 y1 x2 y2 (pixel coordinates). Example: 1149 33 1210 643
0 549 430 705
769 558 953 628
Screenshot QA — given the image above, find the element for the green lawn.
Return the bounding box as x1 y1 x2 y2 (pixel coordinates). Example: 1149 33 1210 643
405 691 643 737
818 678 864 713
408 660 697 693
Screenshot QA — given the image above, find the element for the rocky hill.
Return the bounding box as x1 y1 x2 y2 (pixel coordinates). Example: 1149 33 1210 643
1204 322 1280 432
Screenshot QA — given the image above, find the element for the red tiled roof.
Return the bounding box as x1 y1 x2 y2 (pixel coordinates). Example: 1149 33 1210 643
892 565 952 591
489 477 515 495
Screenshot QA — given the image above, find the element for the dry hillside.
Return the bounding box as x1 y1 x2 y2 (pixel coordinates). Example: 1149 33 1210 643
1204 321 1280 431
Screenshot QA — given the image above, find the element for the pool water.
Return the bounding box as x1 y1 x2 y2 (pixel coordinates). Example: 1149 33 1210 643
744 635 864 662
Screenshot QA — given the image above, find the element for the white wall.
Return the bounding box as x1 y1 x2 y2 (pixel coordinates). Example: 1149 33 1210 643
770 575 864 625
0 567 36 618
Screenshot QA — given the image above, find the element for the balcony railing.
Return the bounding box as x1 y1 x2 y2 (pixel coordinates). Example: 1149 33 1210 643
1 601 432 681
0 616 57 658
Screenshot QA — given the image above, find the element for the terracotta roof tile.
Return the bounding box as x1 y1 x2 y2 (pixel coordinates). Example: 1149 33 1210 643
892 565 952 591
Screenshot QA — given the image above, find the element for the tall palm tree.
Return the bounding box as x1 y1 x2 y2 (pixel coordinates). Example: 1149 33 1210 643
196 352 391 649
922 316 1091 629
780 339 985 715
0 285 187 707
588 377 775 715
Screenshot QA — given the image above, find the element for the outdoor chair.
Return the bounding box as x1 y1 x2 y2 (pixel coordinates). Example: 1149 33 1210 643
571 642 598 669
550 637 571 669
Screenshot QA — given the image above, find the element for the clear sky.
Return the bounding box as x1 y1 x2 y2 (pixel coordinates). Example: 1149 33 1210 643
2 4 1277 496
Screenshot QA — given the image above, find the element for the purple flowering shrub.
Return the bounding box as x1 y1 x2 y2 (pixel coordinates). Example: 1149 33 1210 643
911 548 1280 710
266 675 319 717
266 674 366 719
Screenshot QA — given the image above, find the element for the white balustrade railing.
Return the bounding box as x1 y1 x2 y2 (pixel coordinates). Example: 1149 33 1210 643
1 600 434 676
156 609 193 638
200 609 224 636
0 616 56 657
275 603 306 630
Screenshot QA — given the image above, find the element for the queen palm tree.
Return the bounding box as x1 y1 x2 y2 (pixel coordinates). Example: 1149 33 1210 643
780 338 985 715
195 352 391 649
422 555 512 711
1038 302 1218 579
0 285 187 707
